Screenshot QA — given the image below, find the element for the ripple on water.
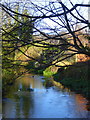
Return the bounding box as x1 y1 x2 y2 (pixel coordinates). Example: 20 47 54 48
2 74 90 118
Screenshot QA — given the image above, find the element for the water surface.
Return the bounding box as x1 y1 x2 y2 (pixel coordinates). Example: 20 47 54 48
2 74 90 118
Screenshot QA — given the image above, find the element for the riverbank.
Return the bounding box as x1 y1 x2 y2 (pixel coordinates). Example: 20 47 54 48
25 60 90 99
53 60 90 99
3 73 89 118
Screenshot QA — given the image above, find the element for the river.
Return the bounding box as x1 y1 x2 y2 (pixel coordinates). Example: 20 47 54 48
2 74 90 118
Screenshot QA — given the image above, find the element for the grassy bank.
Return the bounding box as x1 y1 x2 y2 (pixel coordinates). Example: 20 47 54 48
53 60 90 99
25 61 58 77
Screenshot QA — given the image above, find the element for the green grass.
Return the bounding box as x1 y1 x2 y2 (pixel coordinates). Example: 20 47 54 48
43 66 57 77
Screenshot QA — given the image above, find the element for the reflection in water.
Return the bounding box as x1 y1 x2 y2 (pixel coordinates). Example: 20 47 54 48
86 101 90 111
15 92 33 118
17 74 44 91
2 74 90 118
75 94 88 111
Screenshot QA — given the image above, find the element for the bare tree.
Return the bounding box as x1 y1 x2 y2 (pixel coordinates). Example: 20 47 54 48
1 1 90 68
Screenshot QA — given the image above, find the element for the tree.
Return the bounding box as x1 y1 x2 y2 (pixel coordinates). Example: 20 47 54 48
1 1 90 68
2 2 34 64
2 2 34 89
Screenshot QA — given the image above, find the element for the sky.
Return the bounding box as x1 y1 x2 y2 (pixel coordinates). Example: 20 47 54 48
1 0 89 17
1 0 89 5
1 0 90 33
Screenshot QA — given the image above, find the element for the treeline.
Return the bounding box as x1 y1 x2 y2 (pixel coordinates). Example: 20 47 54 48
1 1 90 97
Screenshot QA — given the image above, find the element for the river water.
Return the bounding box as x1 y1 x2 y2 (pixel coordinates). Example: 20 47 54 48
2 74 90 118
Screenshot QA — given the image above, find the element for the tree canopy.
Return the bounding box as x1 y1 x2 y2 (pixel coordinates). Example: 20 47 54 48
1 1 90 68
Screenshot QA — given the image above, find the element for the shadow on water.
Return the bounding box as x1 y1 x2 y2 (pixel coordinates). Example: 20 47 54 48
2 74 90 118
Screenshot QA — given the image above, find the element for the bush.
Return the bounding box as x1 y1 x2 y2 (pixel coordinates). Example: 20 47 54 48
53 60 90 98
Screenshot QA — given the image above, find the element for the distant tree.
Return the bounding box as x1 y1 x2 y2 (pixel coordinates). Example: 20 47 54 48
2 2 34 84
2 2 34 62
1 1 90 68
